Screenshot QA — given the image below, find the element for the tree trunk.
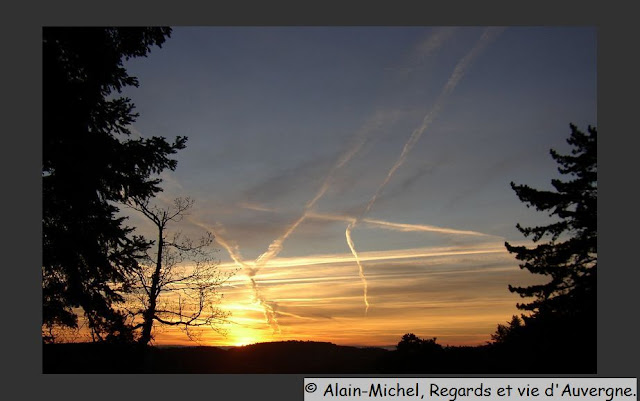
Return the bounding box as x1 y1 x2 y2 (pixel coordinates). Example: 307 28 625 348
139 226 163 345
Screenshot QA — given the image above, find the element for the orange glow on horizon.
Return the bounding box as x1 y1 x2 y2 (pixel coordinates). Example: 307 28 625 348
143 240 541 348
52 240 540 349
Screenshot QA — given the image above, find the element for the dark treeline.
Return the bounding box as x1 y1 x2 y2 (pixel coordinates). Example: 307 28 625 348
43 334 592 374
42 27 596 374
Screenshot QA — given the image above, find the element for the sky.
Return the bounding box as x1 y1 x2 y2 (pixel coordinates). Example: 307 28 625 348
112 26 596 348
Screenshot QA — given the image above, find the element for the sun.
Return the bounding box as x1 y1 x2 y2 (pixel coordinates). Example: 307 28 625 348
233 336 259 347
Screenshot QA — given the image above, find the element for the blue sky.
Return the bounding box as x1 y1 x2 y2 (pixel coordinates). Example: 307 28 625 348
117 26 596 346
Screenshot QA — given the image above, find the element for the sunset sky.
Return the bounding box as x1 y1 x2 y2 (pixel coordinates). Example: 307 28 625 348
112 26 596 348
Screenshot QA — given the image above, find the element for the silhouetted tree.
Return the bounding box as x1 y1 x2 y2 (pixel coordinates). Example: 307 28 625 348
397 333 442 353
499 123 596 366
43 27 186 342
124 197 233 345
397 333 422 353
490 315 523 344
505 123 596 319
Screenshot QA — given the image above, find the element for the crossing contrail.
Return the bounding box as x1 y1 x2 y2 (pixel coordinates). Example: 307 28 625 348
188 28 500 329
252 110 392 271
345 27 505 313
187 217 281 332
242 28 466 322
251 28 462 272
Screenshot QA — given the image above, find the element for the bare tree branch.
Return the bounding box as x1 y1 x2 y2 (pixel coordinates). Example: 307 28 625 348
121 197 234 345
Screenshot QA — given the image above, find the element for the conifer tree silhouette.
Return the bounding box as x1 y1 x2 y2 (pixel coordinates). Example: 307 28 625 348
505 123 596 319
43 27 186 342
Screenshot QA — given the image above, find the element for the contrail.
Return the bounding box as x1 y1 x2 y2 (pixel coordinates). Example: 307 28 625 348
187 28 467 330
254 213 308 268
363 27 505 220
308 207 495 316
252 109 391 269
364 217 490 236
306 211 493 237
217 242 509 270
251 28 461 271
197 80 397 331
245 207 494 237
249 277 281 333
345 223 369 312
187 217 281 332
345 27 505 313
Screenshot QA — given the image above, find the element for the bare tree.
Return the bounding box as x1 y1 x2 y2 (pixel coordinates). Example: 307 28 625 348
124 197 233 345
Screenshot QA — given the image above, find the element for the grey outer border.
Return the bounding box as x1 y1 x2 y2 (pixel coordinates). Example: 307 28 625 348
8 0 638 400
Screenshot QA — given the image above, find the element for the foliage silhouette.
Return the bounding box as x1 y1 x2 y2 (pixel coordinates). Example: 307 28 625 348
505 123 596 318
490 315 523 344
123 197 233 345
397 333 442 354
492 123 597 371
42 27 186 342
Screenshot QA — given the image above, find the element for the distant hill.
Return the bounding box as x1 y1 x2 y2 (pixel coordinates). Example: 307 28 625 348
43 341 390 374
